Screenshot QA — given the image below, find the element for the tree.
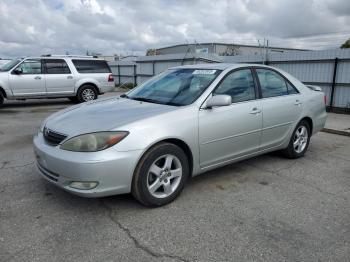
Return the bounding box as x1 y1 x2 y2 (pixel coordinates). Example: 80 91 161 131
340 39 350 48
146 49 157 56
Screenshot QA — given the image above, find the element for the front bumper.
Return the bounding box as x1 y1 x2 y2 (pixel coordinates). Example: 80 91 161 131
33 132 142 197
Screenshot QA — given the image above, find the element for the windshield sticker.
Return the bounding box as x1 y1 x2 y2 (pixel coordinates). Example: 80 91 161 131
192 69 217 75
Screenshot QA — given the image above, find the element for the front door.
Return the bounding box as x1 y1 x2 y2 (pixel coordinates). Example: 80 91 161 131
9 59 46 96
199 68 262 168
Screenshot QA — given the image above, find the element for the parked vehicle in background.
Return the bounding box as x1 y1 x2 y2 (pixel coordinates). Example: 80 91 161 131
33 63 327 207
0 59 11 66
0 55 115 106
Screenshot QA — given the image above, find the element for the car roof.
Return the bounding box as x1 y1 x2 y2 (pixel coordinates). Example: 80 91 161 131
24 56 105 60
171 63 273 71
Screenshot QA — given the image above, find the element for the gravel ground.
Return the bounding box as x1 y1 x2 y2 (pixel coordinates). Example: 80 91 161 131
0 95 349 262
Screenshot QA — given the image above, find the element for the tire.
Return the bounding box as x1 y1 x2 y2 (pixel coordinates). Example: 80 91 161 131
132 143 189 207
77 85 98 103
282 120 311 159
0 92 4 107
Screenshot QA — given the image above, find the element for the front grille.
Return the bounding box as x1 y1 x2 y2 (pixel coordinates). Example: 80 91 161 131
43 127 67 146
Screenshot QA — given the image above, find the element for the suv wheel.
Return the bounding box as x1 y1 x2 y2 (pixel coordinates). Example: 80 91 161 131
132 143 189 207
77 85 98 103
282 120 311 159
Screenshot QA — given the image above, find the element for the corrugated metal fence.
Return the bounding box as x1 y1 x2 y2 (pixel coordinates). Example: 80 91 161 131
109 49 350 110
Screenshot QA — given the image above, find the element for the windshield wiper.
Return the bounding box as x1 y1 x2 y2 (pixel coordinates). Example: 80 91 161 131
130 97 164 104
120 94 129 98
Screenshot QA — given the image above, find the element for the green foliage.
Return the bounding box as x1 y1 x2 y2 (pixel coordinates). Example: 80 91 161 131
146 49 157 56
340 39 350 48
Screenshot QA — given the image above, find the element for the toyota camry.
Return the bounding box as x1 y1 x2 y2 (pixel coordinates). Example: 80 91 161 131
33 63 327 206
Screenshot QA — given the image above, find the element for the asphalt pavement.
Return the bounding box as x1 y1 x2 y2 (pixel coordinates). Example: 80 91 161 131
0 95 349 262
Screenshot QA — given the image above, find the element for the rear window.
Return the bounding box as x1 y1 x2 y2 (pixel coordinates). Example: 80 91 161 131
72 59 111 73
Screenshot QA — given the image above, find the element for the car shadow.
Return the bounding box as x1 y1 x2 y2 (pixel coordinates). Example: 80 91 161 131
2 98 74 108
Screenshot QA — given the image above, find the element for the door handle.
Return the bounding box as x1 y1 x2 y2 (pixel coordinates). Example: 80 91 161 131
67 75 73 79
250 107 261 114
294 100 302 106
34 76 41 80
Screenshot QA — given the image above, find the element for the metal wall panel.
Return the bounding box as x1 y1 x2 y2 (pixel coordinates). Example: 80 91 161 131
271 62 334 83
333 86 350 108
336 61 350 83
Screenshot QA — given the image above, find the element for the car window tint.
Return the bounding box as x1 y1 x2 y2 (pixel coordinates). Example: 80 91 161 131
287 82 299 94
72 59 111 73
213 69 256 103
256 69 288 98
45 59 71 74
17 60 42 74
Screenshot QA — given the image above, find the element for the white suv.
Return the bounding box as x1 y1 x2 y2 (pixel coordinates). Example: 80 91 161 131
0 55 115 106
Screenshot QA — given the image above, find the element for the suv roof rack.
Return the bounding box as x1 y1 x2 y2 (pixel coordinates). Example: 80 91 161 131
40 54 99 58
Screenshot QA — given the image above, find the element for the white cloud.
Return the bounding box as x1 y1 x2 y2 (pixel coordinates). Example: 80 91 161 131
0 0 349 58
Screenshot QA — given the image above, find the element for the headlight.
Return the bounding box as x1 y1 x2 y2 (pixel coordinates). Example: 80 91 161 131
60 131 129 152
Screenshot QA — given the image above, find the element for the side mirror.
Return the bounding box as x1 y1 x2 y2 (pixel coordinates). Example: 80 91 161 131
13 68 22 75
205 95 232 109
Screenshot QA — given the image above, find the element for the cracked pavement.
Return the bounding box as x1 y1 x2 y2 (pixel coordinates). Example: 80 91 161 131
1 95 350 262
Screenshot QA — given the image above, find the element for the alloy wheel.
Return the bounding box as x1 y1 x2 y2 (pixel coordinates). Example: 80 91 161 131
81 88 95 101
146 154 182 198
293 125 308 153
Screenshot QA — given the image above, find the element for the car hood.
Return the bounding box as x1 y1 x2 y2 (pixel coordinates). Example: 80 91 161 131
45 97 178 136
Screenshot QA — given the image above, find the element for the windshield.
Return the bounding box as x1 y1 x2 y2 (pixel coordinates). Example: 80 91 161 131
127 68 221 106
0 59 21 71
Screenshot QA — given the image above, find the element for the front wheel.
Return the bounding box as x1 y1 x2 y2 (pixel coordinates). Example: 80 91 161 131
282 120 311 159
0 92 4 107
132 143 189 207
77 85 98 103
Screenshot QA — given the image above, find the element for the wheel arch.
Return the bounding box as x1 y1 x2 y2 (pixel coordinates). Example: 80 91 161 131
300 116 313 135
0 86 7 98
134 138 194 178
77 82 99 94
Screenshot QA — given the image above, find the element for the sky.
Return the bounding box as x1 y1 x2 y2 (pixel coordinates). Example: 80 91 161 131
0 0 350 58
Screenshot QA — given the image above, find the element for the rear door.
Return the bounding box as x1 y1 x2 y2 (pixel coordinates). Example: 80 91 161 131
199 68 262 168
254 68 302 150
9 59 46 96
43 59 75 95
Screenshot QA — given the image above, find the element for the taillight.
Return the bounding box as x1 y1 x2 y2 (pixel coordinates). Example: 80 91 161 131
108 74 114 82
324 95 327 105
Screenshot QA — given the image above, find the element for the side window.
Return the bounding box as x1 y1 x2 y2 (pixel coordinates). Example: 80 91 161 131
287 82 299 94
45 59 71 74
256 69 288 98
72 60 111 73
15 60 42 74
213 69 256 103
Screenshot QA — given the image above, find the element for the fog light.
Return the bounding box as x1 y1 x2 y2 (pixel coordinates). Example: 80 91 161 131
69 181 98 190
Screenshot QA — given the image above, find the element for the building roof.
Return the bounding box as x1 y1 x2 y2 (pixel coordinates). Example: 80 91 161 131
172 63 275 71
154 42 309 51
136 53 223 63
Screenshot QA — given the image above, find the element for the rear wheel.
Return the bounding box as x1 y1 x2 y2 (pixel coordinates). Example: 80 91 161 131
77 85 98 103
132 143 189 207
282 120 310 159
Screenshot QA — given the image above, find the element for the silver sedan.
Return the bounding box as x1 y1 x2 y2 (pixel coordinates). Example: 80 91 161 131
33 63 327 206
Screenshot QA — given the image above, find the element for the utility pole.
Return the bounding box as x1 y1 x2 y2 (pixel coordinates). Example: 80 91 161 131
265 39 269 65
